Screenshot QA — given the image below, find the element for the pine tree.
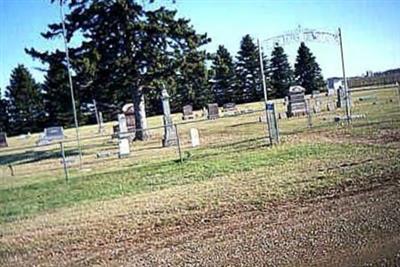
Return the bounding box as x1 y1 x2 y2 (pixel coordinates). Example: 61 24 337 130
211 45 236 105
235 34 267 103
294 42 325 94
27 1 210 140
5 65 44 135
42 55 75 127
174 50 210 110
270 45 293 99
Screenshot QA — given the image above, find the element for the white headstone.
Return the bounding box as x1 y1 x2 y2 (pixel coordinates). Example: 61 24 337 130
118 138 130 158
190 128 200 147
118 114 128 133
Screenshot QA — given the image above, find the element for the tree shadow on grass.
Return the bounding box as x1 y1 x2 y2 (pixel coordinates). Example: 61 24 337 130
0 148 80 166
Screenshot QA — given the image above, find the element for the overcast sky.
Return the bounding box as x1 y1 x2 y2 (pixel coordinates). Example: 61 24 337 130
1 0 399 93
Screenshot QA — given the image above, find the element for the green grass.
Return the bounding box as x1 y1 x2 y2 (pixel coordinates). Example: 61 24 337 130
1 138 396 223
0 86 399 225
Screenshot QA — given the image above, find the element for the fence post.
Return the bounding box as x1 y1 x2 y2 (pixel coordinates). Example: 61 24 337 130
60 142 69 182
174 124 183 163
396 82 400 109
306 99 313 128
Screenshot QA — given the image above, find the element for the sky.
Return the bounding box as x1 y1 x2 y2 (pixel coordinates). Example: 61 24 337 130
1 0 399 95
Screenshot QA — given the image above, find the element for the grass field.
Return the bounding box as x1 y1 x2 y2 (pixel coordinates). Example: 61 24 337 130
0 86 399 266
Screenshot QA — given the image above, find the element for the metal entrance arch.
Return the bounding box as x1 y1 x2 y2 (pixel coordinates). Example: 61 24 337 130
257 26 352 123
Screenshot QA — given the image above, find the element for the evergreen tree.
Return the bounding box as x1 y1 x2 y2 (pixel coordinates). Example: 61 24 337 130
5 65 44 135
211 45 236 105
269 45 293 99
235 34 267 103
27 1 210 140
294 42 325 94
174 50 210 110
42 55 75 127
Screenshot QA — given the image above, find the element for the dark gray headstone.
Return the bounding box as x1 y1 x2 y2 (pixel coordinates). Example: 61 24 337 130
287 86 306 117
182 104 194 120
207 103 219 120
44 127 64 141
0 132 8 148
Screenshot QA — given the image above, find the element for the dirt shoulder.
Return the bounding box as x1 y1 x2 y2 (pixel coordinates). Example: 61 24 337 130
2 173 398 266
112 181 400 267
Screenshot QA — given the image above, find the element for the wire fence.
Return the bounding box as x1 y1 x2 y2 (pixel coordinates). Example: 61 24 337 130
1 86 399 183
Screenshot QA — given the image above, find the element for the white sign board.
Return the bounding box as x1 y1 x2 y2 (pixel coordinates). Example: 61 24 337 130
190 128 200 147
118 138 130 158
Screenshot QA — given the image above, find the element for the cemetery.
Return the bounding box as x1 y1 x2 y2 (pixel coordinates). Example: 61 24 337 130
0 1 399 266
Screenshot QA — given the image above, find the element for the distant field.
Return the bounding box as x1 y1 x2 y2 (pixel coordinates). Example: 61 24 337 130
0 86 399 266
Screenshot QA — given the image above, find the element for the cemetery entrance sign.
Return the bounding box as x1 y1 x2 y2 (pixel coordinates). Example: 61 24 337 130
260 25 351 122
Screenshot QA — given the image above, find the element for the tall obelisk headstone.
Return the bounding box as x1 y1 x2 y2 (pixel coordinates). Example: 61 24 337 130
161 86 177 147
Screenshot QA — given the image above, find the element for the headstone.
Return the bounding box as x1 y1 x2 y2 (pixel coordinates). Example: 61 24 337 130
287 85 307 117
327 100 335 112
278 112 287 119
118 114 128 134
202 107 208 118
161 87 177 147
122 103 136 131
0 132 8 148
222 102 239 116
182 104 194 120
189 128 200 147
312 93 322 113
118 138 130 158
207 103 219 120
44 127 64 141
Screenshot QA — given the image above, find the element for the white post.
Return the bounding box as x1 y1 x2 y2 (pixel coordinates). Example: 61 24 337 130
338 28 351 123
60 1 82 167
258 39 273 145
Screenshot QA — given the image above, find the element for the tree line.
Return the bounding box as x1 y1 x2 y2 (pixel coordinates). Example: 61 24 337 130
0 0 324 137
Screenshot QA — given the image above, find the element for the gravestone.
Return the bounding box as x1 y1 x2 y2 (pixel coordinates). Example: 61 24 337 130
118 138 130 158
222 102 239 116
287 85 307 117
161 87 177 147
122 103 136 131
278 112 287 119
118 114 128 134
0 132 8 148
312 92 322 113
190 128 200 147
182 104 194 120
37 127 64 146
202 107 208 118
45 127 64 141
327 99 335 112
207 103 219 120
